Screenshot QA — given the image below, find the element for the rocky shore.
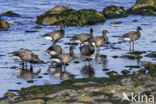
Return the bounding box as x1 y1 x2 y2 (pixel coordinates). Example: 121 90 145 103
36 0 156 26
0 61 155 104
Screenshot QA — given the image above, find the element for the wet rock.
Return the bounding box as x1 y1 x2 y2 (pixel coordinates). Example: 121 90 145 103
16 99 45 104
44 82 51 85
27 80 34 83
122 54 142 59
120 77 132 86
73 61 80 64
142 61 156 76
76 96 95 103
72 82 86 86
36 6 106 26
102 5 128 18
121 70 130 75
46 101 67 104
64 42 78 45
146 52 156 58
128 0 156 16
103 68 109 71
125 65 140 68
0 100 8 104
138 68 146 73
0 18 10 29
45 6 69 15
33 26 41 29
25 30 38 33
4 92 16 98
106 71 119 77
111 21 122 24
0 11 20 17
112 56 118 58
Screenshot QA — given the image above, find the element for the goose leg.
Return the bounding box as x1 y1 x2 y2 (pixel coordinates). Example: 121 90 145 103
22 61 24 69
129 42 131 52
25 61 27 69
132 42 134 52
30 64 33 72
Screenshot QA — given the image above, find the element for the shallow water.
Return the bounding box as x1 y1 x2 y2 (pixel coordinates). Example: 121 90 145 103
0 0 156 97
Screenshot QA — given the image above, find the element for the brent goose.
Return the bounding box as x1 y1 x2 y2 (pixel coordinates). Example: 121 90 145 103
80 31 95 58
46 43 62 56
51 46 75 69
10 48 41 68
120 26 142 52
70 28 93 46
92 30 108 51
42 21 65 43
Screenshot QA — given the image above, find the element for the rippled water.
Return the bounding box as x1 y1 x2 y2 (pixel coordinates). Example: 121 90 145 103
0 0 156 97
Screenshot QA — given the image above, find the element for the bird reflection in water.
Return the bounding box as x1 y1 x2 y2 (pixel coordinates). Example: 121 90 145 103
48 66 75 80
81 62 95 78
15 65 41 80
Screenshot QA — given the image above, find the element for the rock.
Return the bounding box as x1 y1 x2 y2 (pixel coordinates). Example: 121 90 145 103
44 82 51 85
102 5 128 18
33 26 41 29
125 65 140 68
0 100 9 104
106 71 119 77
120 77 132 86
0 11 20 17
16 99 45 104
128 0 156 16
45 6 69 14
111 21 122 24
77 96 95 103
4 92 16 97
102 86 117 94
121 70 130 75
36 6 106 26
0 18 10 29
46 101 67 104
72 82 86 86
123 54 142 59
146 52 156 58
142 61 156 76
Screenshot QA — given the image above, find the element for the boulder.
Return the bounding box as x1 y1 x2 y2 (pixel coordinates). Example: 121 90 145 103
128 0 156 16
0 11 20 17
102 5 128 18
0 18 10 29
36 6 106 26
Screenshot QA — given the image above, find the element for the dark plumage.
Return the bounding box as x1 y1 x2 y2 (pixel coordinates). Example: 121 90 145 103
92 30 108 51
51 46 75 69
42 21 65 43
80 44 95 57
120 26 142 52
46 43 62 56
10 48 41 68
70 28 93 46
80 29 95 57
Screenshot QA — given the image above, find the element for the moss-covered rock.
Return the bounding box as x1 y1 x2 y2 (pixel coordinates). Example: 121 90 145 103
0 11 20 17
36 6 106 26
0 18 10 29
128 0 156 16
146 52 156 58
106 71 119 77
102 5 128 18
142 61 156 76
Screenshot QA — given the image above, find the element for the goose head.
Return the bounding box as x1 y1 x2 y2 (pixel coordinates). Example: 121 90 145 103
31 54 41 63
137 26 142 31
102 30 108 36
